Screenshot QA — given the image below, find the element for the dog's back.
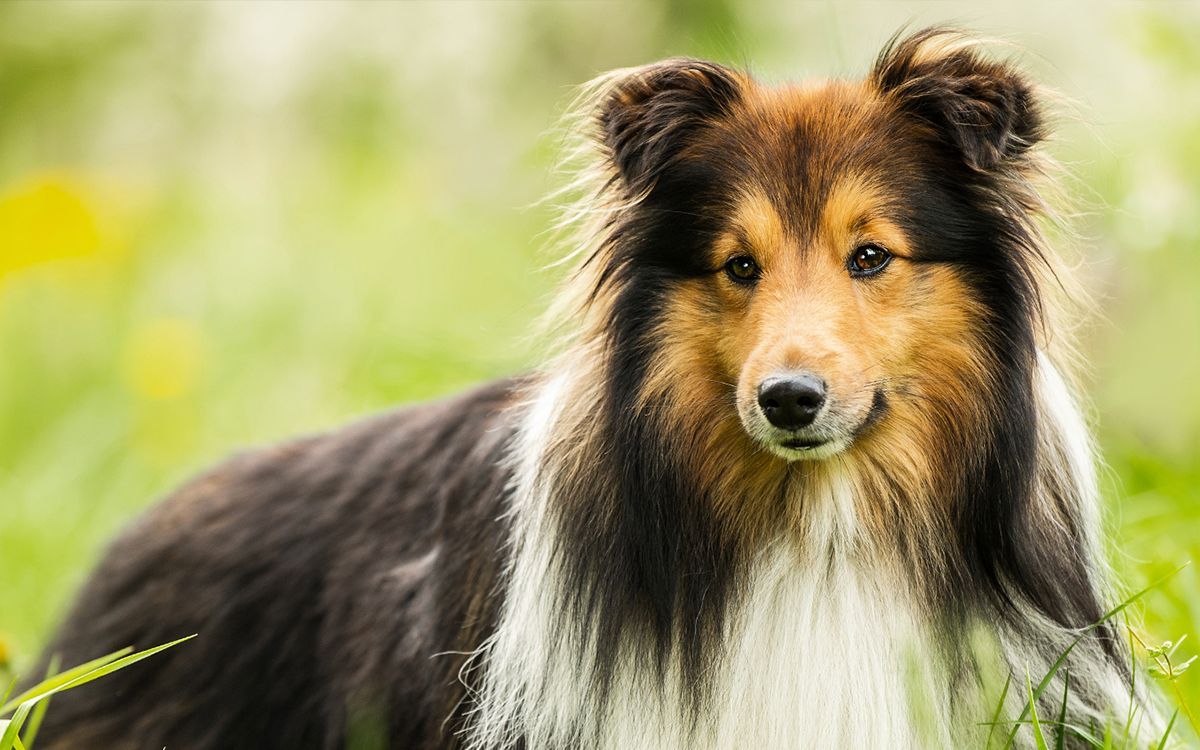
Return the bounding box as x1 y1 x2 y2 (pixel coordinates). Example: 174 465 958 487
31 378 519 749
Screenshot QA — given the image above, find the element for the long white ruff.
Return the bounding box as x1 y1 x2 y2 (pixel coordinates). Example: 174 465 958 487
459 355 1130 749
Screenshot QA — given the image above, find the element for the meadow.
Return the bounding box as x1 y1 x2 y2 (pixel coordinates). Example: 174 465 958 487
1 1 1197 744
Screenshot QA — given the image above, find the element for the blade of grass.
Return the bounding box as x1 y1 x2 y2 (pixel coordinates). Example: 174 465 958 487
1123 622 1138 744
0 725 27 750
22 656 59 750
986 673 1013 750
0 648 132 715
1064 723 1104 749
1028 670 1050 750
0 636 194 750
1004 564 1189 748
0 702 34 750
980 719 1104 749
1154 710 1178 750
0 721 31 750
33 636 194 696
1054 670 1070 750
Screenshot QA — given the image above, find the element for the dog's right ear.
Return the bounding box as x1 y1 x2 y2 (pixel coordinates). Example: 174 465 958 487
596 59 743 195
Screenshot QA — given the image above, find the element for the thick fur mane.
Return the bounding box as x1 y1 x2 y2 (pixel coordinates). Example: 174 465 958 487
462 29 1140 749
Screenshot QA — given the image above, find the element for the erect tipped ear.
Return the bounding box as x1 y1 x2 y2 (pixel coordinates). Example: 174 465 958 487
872 28 1046 172
596 59 744 194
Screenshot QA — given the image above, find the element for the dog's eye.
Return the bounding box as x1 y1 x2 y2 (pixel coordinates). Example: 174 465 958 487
848 244 891 277
724 255 761 284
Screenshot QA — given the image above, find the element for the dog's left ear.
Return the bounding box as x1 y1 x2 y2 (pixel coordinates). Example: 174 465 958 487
872 28 1045 172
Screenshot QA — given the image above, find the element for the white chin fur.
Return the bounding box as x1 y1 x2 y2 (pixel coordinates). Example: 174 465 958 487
761 436 851 461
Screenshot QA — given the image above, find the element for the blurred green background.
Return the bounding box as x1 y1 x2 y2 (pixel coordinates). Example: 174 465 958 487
0 0 1197 734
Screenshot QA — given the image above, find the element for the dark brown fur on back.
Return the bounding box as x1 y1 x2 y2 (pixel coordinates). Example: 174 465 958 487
31 379 520 749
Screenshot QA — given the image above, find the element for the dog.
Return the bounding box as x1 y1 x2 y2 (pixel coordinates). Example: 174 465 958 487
31 27 1150 749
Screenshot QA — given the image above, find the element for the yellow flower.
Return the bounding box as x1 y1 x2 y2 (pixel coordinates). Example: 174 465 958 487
0 175 100 278
0 631 11 670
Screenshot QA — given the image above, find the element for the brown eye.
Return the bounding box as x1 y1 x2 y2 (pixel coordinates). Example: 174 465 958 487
848 244 892 276
724 255 761 284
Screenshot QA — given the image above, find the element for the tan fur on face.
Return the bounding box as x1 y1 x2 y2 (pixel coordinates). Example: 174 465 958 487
634 81 1001 541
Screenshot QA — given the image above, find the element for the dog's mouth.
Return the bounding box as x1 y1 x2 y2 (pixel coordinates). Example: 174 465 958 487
779 438 827 451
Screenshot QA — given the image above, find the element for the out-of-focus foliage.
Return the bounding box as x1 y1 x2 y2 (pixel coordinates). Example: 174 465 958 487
0 0 1196 735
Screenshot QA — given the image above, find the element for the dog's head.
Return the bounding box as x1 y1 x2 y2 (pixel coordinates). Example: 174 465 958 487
568 29 1050 476
537 30 1112 670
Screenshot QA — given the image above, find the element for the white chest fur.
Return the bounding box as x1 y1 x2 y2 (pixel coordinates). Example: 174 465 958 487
706 543 949 749
571 541 955 750
465 491 961 750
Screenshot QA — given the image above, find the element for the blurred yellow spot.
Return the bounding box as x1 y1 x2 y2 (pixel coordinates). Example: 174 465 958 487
124 318 204 401
0 175 100 278
0 631 10 670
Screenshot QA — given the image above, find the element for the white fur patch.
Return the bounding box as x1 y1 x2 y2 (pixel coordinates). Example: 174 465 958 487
706 537 954 749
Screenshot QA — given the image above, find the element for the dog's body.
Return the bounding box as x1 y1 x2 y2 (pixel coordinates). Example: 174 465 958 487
34 29 1150 749
36 379 521 749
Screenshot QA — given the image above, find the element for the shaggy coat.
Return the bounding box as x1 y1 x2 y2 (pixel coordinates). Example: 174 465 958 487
31 28 1147 749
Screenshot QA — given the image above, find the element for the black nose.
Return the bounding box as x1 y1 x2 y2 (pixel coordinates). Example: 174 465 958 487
757 374 826 430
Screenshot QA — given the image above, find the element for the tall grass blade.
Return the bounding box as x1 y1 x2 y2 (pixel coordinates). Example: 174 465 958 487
1154 710 1178 750
986 673 1013 749
0 724 27 750
30 636 194 696
0 636 194 750
980 719 1103 748
22 656 59 750
1063 723 1104 749
0 721 28 750
1123 623 1138 744
0 702 34 750
0 648 132 715
1027 670 1050 750
1054 670 1070 750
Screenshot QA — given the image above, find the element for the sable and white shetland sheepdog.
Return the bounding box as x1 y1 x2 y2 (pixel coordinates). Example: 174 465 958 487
33 27 1152 750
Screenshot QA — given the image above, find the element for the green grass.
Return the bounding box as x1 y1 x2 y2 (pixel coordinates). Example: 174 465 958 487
980 568 1195 748
0 637 193 750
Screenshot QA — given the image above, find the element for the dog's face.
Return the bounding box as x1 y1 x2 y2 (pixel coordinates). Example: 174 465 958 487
591 34 1045 469
708 169 972 463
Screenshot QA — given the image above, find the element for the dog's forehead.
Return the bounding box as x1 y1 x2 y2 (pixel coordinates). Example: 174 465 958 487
705 80 913 240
